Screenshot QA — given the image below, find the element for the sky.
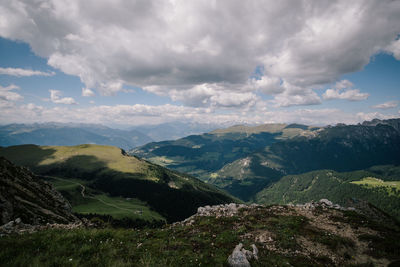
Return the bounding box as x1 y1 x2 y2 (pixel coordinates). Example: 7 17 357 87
0 0 399 127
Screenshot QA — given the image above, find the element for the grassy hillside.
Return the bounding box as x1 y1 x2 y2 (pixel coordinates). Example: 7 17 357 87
46 176 164 221
0 144 236 222
255 166 400 220
1 204 399 266
350 177 400 194
131 123 318 181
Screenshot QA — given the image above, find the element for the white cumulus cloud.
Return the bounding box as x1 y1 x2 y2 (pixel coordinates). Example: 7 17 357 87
49 89 77 105
0 0 399 108
386 39 400 60
323 80 369 101
0 84 23 102
82 87 95 97
145 83 258 108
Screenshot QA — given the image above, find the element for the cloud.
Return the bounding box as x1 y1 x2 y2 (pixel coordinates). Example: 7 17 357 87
386 39 400 60
1 100 398 127
82 87 95 97
145 83 258 108
0 84 23 102
49 90 77 105
322 80 369 101
0 0 399 107
0 67 55 77
247 76 283 95
270 81 322 107
372 101 398 109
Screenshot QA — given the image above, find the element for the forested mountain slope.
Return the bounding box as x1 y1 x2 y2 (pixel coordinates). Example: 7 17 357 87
211 119 400 200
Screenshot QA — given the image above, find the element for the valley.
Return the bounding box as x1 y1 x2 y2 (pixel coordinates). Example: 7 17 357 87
132 119 400 210
1 119 400 266
0 144 236 223
45 176 164 221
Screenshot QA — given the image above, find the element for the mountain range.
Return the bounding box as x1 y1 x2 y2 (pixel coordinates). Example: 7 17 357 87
1 118 400 265
131 119 400 220
0 123 152 150
0 122 223 150
130 122 221 142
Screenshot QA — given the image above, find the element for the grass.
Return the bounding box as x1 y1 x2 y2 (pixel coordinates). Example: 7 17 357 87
1 206 399 266
50 177 88 191
351 177 400 195
46 176 164 222
0 144 149 175
0 215 290 266
147 156 175 166
39 144 149 174
72 194 164 221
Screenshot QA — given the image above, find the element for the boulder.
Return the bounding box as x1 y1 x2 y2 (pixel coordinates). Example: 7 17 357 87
227 243 250 267
227 243 259 267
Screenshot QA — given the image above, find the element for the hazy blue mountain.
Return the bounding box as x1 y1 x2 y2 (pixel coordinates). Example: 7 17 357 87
0 123 153 150
131 122 221 141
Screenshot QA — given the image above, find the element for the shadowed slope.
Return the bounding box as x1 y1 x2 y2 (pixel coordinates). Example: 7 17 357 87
0 157 77 225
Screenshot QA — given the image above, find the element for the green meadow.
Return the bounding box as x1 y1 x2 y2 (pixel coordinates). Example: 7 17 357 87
46 176 164 221
351 177 400 196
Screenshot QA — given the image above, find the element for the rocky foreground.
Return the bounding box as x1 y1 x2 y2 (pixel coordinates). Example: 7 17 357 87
0 157 78 225
176 200 400 266
2 198 398 266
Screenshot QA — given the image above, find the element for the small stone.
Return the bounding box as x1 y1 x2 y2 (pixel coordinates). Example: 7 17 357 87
319 199 333 206
251 244 258 260
3 221 14 229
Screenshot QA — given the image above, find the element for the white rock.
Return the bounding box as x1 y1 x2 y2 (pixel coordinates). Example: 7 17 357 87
319 199 333 206
251 244 259 260
227 243 251 267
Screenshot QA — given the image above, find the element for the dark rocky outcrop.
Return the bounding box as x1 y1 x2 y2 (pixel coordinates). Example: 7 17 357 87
0 157 78 225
